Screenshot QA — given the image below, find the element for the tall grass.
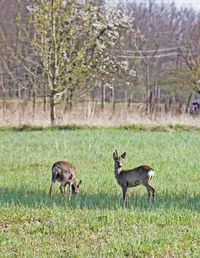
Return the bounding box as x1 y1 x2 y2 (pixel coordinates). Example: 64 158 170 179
0 129 199 257
1 100 200 127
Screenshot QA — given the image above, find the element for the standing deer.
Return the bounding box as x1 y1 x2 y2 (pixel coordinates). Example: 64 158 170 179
113 150 155 207
49 161 82 198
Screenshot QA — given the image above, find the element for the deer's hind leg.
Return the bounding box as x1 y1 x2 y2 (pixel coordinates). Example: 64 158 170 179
49 182 54 196
143 175 155 202
49 174 57 196
144 184 155 202
149 185 155 201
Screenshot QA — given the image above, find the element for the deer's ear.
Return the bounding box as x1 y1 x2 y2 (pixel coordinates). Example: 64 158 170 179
121 152 126 159
113 149 118 159
78 180 82 186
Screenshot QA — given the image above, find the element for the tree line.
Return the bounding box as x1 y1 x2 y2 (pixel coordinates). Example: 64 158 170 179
0 0 200 124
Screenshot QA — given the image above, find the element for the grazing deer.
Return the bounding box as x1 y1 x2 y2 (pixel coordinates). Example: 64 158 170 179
49 161 82 198
113 150 155 207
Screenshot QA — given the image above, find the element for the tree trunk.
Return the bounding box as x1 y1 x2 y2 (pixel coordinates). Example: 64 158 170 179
111 86 115 111
32 90 36 113
43 84 47 111
185 93 192 113
69 89 73 112
50 91 56 125
145 62 150 115
101 83 105 111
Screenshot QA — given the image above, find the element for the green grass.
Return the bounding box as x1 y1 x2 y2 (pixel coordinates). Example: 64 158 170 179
1 123 200 132
0 128 199 257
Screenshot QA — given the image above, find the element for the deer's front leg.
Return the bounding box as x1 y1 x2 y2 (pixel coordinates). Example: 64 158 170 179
122 186 128 208
65 182 70 195
68 182 73 200
59 181 67 196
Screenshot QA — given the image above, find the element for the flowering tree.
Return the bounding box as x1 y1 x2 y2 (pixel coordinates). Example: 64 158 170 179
27 0 136 124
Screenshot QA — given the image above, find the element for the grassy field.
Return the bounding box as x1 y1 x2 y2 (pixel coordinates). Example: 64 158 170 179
0 128 199 257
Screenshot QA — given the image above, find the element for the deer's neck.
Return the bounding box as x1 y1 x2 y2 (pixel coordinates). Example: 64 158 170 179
114 163 122 176
71 178 76 186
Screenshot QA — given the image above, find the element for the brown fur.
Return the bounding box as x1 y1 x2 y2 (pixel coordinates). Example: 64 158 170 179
49 160 82 198
113 150 155 207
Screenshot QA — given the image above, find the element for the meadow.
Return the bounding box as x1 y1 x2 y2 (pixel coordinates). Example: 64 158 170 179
0 127 199 257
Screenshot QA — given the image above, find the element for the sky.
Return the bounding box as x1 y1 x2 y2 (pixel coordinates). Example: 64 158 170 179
157 0 200 10
107 0 200 12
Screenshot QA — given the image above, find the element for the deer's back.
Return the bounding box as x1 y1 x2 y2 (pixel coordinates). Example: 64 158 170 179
116 165 154 187
52 161 76 172
52 161 76 182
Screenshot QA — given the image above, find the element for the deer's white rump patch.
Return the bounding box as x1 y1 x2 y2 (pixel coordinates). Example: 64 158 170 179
147 170 155 177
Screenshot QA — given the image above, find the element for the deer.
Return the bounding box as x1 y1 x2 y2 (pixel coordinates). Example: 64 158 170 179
113 150 155 207
49 161 82 199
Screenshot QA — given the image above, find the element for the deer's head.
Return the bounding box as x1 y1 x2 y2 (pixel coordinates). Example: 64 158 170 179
113 149 126 172
72 180 82 194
